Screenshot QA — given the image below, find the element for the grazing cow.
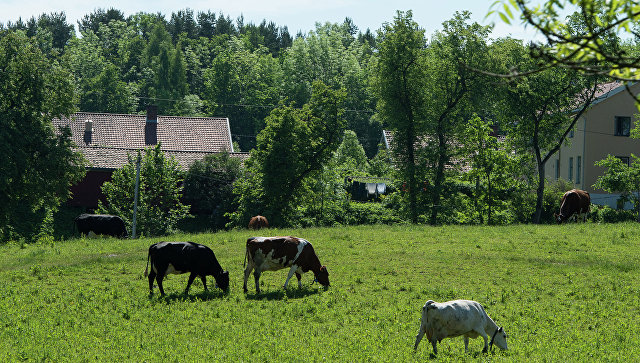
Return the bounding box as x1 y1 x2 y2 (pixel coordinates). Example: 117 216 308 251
248 215 269 230
555 189 591 223
144 241 229 295
414 299 507 355
74 214 128 238
243 236 329 293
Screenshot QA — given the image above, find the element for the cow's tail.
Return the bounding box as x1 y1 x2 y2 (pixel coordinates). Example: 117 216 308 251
143 247 151 277
243 246 248 268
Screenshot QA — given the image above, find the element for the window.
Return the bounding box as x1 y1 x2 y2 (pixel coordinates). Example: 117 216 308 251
555 159 560 179
615 116 631 136
576 156 582 184
617 156 630 166
568 157 574 181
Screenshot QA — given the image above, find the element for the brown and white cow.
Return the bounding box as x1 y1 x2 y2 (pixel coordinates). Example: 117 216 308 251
555 189 591 223
243 236 329 293
248 215 269 230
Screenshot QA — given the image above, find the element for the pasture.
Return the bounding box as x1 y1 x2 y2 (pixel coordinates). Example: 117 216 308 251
0 224 638 361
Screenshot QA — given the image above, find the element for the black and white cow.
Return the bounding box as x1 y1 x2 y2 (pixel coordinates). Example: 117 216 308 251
144 241 229 295
243 236 329 293
74 213 128 238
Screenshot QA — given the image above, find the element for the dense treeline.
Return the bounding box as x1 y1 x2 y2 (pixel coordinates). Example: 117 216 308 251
1 9 378 154
2 7 639 241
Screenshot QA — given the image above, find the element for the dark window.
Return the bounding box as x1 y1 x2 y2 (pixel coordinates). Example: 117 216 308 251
555 159 560 179
569 128 574 138
568 157 574 181
617 156 630 166
576 156 582 184
615 116 631 136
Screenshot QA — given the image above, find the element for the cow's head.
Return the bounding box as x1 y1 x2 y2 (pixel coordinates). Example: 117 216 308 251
216 270 230 291
554 213 564 224
490 326 508 351
315 266 330 287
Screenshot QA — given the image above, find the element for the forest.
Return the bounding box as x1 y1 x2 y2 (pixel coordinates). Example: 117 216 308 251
2 2 640 242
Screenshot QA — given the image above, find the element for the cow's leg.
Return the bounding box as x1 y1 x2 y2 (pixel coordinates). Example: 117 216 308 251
243 263 254 293
480 331 489 353
156 274 166 296
254 270 261 294
430 338 438 355
464 336 469 353
200 276 208 291
185 272 197 294
154 264 167 296
283 264 299 289
296 272 302 289
414 326 425 351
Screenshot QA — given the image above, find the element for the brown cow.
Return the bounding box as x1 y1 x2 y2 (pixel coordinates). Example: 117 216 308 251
248 215 269 230
243 236 329 293
555 189 591 223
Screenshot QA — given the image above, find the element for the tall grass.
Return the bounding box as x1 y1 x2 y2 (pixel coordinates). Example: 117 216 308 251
0 224 638 361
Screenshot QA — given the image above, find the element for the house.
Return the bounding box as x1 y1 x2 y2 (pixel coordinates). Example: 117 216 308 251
52 106 248 209
545 82 640 207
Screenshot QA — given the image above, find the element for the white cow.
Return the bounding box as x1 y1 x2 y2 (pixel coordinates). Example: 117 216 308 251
414 299 507 354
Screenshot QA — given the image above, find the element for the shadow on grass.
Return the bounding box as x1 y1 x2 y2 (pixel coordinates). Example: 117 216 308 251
244 286 325 301
148 288 230 303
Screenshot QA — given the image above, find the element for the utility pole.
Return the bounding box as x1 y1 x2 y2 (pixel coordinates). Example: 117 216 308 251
132 154 141 239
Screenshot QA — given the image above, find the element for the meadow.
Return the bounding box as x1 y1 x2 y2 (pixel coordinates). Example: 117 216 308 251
0 223 639 361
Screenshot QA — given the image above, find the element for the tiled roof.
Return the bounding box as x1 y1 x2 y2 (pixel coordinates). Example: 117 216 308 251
52 112 245 170
75 146 249 170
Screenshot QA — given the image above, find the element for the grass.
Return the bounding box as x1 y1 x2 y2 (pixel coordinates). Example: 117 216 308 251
0 224 639 361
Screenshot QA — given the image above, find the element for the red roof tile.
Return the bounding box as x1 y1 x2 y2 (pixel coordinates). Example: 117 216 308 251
52 112 246 170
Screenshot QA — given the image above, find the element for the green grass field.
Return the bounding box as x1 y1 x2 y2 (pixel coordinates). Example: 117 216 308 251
0 224 639 361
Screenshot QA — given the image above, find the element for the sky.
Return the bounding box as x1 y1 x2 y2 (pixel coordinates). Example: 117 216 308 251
1 0 541 40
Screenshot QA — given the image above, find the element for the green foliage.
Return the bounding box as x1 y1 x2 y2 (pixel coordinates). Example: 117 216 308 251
491 0 640 82
591 204 636 223
1 224 640 360
0 31 86 243
232 81 346 227
594 154 640 220
373 10 427 223
461 115 525 224
97 145 190 236
183 152 242 231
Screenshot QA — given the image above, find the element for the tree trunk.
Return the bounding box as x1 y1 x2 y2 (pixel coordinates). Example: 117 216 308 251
533 162 545 224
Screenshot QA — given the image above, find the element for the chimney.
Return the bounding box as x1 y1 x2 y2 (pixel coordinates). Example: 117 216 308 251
83 119 93 144
145 105 158 145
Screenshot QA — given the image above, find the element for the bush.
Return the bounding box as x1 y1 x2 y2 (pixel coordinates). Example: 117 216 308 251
590 205 636 223
183 152 242 231
98 145 190 236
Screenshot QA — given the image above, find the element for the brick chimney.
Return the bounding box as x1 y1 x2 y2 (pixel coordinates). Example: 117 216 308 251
83 119 93 144
145 105 158 145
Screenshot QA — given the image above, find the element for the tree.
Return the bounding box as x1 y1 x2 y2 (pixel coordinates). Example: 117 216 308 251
97 145 190 236
497 39 604 223
231 81 346 227
421 11 494 225
373 10 427 223
78 8 125 34
183 152 242 230
593 155 640 221
282 22 378 155
203 36 282 150
492 1 640 93
0 31 85 242
461 115 522 224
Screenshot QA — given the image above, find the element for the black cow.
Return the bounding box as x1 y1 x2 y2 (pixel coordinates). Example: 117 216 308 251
144 241 229 295
74 214 128 238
